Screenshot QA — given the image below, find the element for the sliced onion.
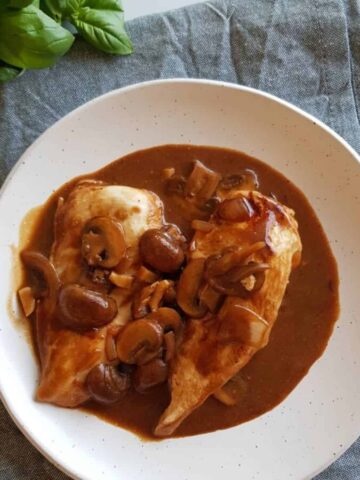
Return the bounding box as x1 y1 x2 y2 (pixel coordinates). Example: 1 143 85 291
209 262 269 297
204 242 265 280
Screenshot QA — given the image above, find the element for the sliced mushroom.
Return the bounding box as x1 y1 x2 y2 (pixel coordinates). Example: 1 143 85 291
109 272 134 289
177 258 207 318
185 160 221 203
219 170 259 191
21 251 60 315
116 318 163 365
86 363 130 404
81 216 126 268
133 358 168 393
149 280 174 312
139 226 185 273
146 308 182 335
57 284 118 330
137 265 159 284
219 304 269 348
105 326 122 362
132 280 175 319
217 197 254 222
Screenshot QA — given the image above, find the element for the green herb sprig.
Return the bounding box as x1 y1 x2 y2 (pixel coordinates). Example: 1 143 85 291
0 0 132 83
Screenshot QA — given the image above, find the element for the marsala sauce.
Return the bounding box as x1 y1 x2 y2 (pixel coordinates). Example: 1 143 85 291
23 145 339 439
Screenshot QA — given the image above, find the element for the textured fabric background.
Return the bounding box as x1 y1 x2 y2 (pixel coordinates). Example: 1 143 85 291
0 0 359 478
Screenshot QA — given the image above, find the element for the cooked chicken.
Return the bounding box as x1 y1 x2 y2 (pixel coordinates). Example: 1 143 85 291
36 181 163 407
155 191 302 436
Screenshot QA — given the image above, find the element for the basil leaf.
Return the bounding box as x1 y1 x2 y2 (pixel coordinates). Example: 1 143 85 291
40 0 69 21
70 0 132 55
6 0 34 7
0 5 74 69
0 63 25 83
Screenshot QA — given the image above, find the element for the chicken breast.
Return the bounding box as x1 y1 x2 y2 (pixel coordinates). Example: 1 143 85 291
36 181 164 407
155 191 302 436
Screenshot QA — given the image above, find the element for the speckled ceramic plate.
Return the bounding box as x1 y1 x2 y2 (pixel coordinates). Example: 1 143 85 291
0 80 359 480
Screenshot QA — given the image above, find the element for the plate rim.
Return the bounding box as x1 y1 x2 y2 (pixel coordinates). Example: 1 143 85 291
1 78 359 480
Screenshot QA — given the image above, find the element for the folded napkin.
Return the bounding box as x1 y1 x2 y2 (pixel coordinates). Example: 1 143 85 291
0 0 359 478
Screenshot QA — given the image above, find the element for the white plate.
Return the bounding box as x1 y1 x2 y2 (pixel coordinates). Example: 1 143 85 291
0 80 359 480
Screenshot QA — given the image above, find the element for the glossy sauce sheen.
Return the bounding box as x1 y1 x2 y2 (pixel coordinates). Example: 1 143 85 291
24 145 339 439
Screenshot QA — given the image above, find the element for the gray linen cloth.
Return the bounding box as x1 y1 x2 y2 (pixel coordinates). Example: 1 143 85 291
0 0 359 478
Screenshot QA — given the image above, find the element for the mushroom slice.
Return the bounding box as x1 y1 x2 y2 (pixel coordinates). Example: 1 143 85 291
185 160 221 203
109 272 134 289
177 259 207 318
82 216 126 268
116 318 163 365
132 280 175 319
86 363 130 404
21 251 60 315
146 308 182 335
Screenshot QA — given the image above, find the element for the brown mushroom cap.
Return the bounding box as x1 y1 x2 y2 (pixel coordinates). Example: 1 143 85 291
139 227 185 273
82 216 126 268
57 283 118 330
116 318 163 365
133 358 168 393
177 258 207 318
86 363 130 404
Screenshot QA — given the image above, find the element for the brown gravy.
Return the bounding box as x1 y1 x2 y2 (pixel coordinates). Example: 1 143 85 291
23 145 339 439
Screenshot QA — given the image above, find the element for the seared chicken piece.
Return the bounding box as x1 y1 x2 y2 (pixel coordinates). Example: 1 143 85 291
36 181 163 407
155 191 302 436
